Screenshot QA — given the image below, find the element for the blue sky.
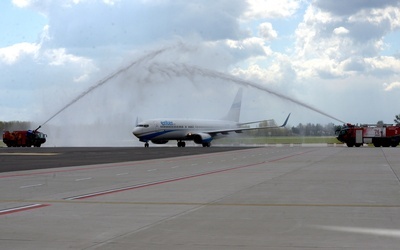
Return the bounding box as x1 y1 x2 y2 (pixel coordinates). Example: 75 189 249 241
1 0 400 146
0 1 47 47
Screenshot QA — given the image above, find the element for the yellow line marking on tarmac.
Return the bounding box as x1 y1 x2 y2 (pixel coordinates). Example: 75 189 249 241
0 153 60 156
2 200 400 208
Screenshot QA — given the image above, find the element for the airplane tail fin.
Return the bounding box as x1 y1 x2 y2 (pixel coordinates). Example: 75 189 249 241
223 88 242 122
135 117 142 126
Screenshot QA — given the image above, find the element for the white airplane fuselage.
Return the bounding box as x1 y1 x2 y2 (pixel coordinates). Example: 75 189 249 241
132 118 238 146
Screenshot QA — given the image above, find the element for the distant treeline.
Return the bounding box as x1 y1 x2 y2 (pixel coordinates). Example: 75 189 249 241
1 120 337 137
1 121 31 132
290 123 337 136
245 122 337 137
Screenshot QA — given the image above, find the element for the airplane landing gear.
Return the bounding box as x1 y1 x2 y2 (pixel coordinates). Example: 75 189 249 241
144 142 149 147
177 141 186 147
202 142 211 147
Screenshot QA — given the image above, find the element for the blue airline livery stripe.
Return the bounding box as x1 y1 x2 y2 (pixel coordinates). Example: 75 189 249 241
138 130 175 141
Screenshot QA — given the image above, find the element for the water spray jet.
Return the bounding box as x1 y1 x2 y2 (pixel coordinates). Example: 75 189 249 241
38 43 346 134
146 62 347 124
39 45 177 128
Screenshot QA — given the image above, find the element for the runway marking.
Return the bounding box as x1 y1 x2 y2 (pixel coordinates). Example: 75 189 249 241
0 153 59 156
0 204 50 216
2 200 400 208
75 177 92 181
171 166 180 169
312 225 400 238
116 172 129 176
147 169 157 172
19 183 43 189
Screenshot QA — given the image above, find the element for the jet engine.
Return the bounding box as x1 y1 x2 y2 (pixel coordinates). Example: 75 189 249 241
151 140 169 144
192 133 212 144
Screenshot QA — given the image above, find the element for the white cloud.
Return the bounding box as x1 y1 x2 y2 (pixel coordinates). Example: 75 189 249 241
231 52 297 87
225 37 266 51
45 48 85 66
333 26 349 35
0 42 40 64
43 48 97 83
33 0 248 51
314 0 400 16
12 0 31 8
292 1 400 80
102 0 119 5
243 0 300 20
383 81 400 91
293 57 351 79
258 22 278 41
351 6 400 30
365 56 400 75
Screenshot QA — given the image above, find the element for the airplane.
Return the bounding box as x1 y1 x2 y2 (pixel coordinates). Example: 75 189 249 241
132 89 290 147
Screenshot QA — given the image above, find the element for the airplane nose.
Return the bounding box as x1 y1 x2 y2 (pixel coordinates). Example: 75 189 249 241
132 127 140 136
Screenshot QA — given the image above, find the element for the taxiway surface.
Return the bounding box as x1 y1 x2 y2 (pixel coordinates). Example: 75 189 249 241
1 146 400 249
0 147 248 172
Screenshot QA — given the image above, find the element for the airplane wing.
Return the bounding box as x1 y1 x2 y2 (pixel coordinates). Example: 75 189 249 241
238 119 274 126
205 113 291 136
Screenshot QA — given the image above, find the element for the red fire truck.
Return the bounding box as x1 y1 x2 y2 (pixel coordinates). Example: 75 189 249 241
2 126 46 147
336 123 400 147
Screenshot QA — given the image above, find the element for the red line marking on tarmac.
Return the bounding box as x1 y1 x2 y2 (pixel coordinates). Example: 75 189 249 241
0 204 50 216
65 150 315 200
65 161 266 200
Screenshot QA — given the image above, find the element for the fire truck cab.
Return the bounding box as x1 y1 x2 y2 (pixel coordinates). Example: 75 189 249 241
336 123 400 147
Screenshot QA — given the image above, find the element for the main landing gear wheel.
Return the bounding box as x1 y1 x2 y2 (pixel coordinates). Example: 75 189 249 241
177 141 186 147
202 142 211 147
144 142 149 147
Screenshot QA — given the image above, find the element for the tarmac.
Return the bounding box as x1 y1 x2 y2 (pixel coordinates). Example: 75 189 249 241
1 145 400 249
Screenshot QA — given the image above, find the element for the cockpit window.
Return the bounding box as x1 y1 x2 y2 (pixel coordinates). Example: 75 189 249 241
137 124 149 128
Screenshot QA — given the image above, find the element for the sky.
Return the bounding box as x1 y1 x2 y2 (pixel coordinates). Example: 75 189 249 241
1 0 400 146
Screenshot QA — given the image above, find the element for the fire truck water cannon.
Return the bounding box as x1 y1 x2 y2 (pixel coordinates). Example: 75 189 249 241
335 123 400 147
2 127 47 147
